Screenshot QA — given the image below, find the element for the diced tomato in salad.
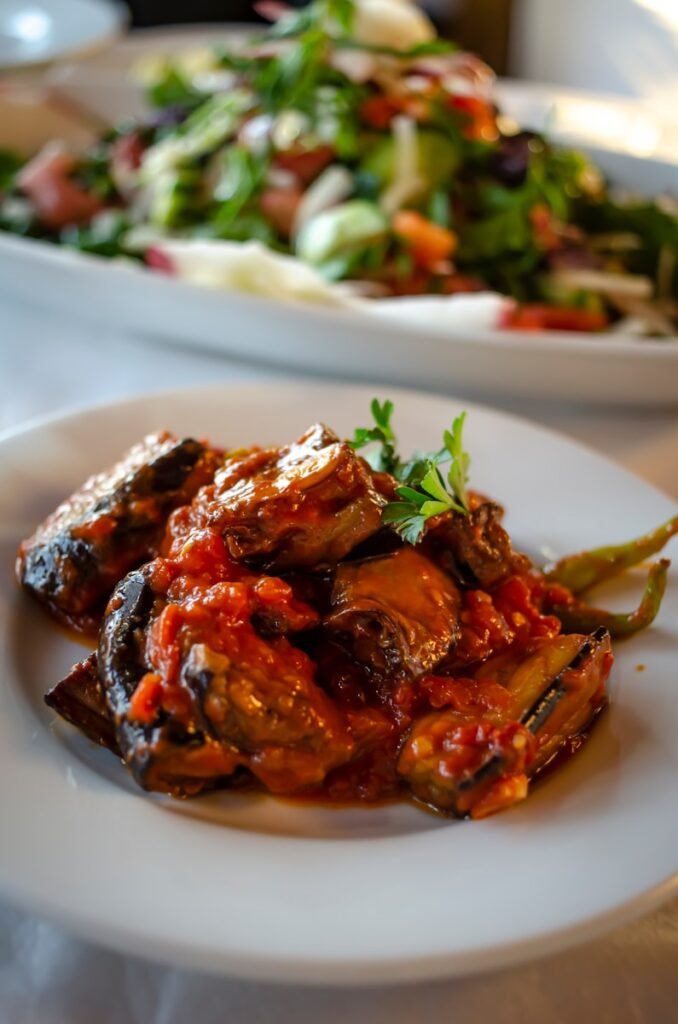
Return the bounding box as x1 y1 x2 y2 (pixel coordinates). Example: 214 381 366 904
273 144 335 186
260 187 303 237
17 146 102 230
504 305 610 333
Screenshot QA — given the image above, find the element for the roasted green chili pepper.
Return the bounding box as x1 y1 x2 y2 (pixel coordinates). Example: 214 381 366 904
548 560 670 638
544 516 678 595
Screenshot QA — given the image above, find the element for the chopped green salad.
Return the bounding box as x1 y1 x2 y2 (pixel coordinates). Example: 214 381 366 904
1 0 676 335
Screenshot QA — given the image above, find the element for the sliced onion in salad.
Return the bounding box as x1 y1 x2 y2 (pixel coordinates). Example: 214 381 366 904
292 165 355 237
380 115 425 216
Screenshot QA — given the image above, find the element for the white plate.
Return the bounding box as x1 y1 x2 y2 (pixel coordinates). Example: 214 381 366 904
2 227 678 406
0 0 126 70
0 381 677 984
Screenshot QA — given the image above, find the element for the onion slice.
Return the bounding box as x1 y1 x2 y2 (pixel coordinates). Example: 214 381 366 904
292 165 354 236
380 115 425 216
549 269 654 299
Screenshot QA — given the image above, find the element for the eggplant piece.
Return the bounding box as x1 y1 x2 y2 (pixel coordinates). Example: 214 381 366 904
98 567 241 797
196 424 385 570
17 432 220 625
45 653 119 754
326 547 461 677
99 565 354 796
428 502 531 589
182 642 355 793
399 628 612 818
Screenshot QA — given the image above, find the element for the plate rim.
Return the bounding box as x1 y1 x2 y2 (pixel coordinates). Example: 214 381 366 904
1 379 677 985
3 377 678 496
1 230 678 357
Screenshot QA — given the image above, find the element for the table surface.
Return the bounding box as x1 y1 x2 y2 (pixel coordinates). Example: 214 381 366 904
1 293 677 1023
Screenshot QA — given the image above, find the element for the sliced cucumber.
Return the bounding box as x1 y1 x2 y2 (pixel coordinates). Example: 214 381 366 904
296 200 388 266
363 129 459 193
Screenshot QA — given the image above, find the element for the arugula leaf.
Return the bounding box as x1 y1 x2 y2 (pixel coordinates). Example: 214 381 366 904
213 146 267 226
336 38 457 57
324 0 355 35
75 144 119 202
146 68 203 111
455 144 598 299
577 196 678 296
0 148 23 193
193 211 277 246
60 211 131 257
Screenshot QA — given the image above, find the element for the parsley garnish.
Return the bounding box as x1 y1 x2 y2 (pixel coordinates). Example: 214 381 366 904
349 399 399 474
350 402 471 544
383 414 471 543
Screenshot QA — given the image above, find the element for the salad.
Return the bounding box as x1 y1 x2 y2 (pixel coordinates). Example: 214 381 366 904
1 0 677 335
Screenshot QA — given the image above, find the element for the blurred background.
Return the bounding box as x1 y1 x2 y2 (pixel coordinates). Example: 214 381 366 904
117 0 678 116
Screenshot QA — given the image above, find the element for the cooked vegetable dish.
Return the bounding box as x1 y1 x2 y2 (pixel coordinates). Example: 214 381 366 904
1 0 676 334
18 401 677 818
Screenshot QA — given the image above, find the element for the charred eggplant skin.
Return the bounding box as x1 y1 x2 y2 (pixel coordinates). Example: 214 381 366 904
399 628 613 818
45 653 119 754
97 567 161 787
98 569 155 715
456 627 612 799
17 433 219 623
98 567 249 796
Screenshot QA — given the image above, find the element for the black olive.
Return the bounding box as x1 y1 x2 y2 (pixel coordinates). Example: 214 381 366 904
492 131 540 188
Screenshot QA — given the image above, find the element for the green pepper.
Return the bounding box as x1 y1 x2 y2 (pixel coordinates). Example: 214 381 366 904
549 560 670 639
544 515 678 594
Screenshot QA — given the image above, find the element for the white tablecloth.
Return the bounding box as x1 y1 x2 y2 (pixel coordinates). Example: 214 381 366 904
1 294 677 1023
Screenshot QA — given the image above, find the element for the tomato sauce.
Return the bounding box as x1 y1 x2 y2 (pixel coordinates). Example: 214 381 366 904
125 510 595 810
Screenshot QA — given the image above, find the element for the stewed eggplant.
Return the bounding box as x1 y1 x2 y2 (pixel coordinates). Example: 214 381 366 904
327 547 461 677
17 432 220 628
46 653 119 754
31 401 673 818
188 424 386 570
399 629 613 818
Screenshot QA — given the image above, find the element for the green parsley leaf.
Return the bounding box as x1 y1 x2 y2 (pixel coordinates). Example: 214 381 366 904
349 398 400 474
383 412 471 544
443 412 470 511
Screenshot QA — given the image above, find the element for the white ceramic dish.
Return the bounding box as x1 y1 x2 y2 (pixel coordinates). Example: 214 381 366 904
0 0 126 70
0 382 677 984
2 227 678 405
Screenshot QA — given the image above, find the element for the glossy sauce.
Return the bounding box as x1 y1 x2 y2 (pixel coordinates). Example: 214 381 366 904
126 515 603 811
